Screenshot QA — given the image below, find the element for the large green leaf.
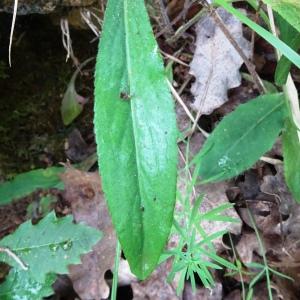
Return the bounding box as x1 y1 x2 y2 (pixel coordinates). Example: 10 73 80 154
194 94 286 183
0 269 56 300
261 0 300 33
275 13 300 85
0 211 102 282
94 0 178 279
215 0 300 68
0 167 64 206
283 118 300 201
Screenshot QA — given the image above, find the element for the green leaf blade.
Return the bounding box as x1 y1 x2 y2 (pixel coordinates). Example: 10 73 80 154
262 0 300 33
195 93 286 183
215 0 300 68
275 13 300 85
0 167 64 206
94 0 178 279
0 211 102 282
283 119 300 201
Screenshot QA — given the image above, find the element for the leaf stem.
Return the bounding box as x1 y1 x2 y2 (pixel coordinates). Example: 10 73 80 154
111 240 121 300
247 208 273 300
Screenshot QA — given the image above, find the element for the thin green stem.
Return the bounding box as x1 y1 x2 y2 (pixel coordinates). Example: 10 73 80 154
228 233 246 300
111 240 121 300
247 208 273 300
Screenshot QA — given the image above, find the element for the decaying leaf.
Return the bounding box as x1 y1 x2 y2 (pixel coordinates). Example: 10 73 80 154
132 260 179 300
235 231 261 265
199 181 242 247
190 7 251 114
261 165 294 215
65 128 95 162
61 168 117 300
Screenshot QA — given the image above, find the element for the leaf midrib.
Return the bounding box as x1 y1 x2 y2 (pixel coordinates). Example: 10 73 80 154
123 0 146 271
1 237 83 252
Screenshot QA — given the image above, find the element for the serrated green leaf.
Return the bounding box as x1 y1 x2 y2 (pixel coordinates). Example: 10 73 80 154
194 93 286 183
283 118 300 201
0 269 56 300
0 211 102 282
0 167 64 206
275 13 300 85
261 0 300 33
94 0 178 279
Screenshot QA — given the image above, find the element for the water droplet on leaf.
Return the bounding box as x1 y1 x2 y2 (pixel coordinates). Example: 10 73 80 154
62 240 73 251
49 244 59 252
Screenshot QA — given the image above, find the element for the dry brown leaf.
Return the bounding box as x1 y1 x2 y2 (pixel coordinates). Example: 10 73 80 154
238 199 281 237
260 165 294 215
223 289 241 300
61 168 117 300
235 231 261 265
132 260 180 300
200 182 241 242
190 7 251 114
65 128 95 163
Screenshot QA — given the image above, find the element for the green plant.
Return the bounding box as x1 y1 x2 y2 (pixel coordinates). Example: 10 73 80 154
0 212 101 298
94 0 178 279
227 210 293 300
166 143 239 294
92 0 300 290
0 167 65 206
2 0 300 297
192 0 300 203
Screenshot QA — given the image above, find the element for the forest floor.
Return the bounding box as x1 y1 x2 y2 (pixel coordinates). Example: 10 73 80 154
1 1 300 299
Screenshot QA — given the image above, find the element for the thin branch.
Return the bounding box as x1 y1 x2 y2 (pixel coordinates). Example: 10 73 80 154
167 80 209 138
161 50 189 66
0 247 28 270
158 0 174 35
166 7 208 43
9 0 18 66
156 0 196 39
210 8 266 94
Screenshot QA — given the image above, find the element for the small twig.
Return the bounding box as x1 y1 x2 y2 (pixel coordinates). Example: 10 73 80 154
259 156 283 165
178 147 197 200
158 0 174 35
210 8 266 94
9 0 18 66
60 18 79 67
156 0 196 39
161 50 189 66
167 80 209 138
166 7 208 43
0 247 28 270
80 8 102 37
178 74 193 95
